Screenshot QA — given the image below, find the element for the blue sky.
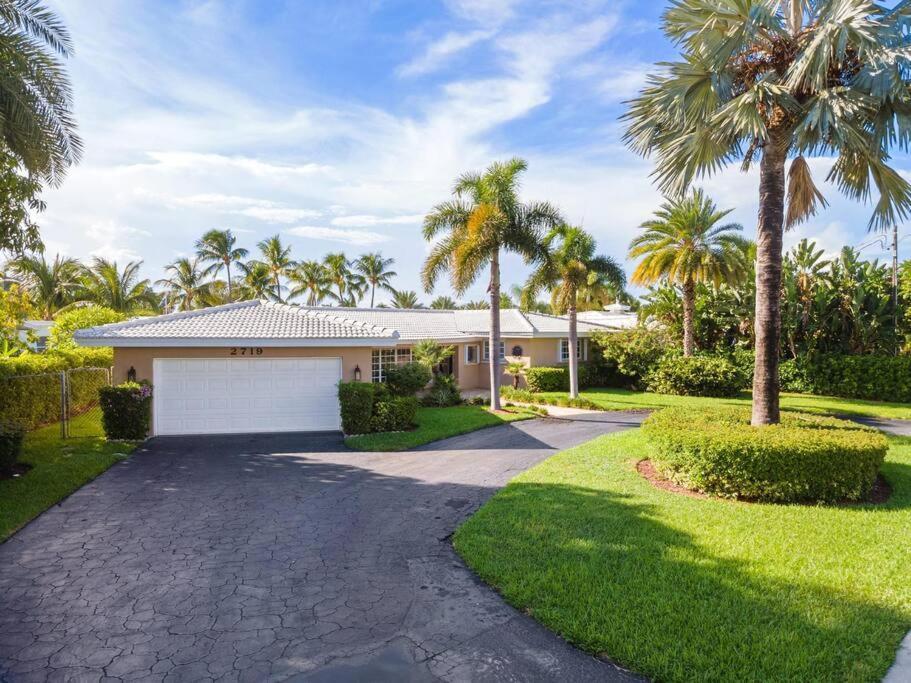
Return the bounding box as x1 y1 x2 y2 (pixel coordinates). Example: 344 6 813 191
41 0 905 304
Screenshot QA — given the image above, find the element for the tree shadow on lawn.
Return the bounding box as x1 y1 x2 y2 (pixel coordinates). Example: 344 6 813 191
455 480 911 682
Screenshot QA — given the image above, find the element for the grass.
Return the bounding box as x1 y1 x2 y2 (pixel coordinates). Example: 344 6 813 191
531 387 911 420
344 404 536 451
454 429 911 682
0 412 136 541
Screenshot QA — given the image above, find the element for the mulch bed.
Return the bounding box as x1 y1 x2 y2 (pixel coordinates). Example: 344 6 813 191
635 459 892 506
0 462 33 481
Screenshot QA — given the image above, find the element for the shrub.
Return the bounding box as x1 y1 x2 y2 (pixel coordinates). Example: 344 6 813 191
525 367 567 392
370 397 418 432
779 358 813 393
647 355 743 398
98 382 152 440
729 348 755 388
338 381 374 435
48 305 124 350
384 362 431 397
422 374 462 407
500 387 602 411
592 328 668 389
799 354 911 403
642 406 888 503
0 422 25 473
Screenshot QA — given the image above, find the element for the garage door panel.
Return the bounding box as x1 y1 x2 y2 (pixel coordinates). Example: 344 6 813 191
154 357 342 435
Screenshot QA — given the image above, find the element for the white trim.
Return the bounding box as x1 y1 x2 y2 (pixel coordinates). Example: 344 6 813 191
464 343 479 365
78 336 397 348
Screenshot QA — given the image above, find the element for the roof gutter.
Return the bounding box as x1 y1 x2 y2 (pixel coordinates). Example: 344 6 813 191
75 336 400 348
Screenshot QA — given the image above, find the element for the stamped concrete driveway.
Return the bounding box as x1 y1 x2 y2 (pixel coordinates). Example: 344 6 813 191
0 414 646 682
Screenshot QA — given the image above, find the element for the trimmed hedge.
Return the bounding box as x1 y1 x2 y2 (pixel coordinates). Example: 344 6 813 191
384 362 432 397
500 387 602 411
642 406 888 503
0 349 114 430
339 381 420 434
99 382 152 440
796 354 911 403
0 422 25 472
647 355 743 398
370 397 418 432
338 381 374 435
525 367 567 392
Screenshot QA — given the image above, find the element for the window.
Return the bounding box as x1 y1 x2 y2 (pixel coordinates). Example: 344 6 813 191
482 341 506 361
371 348 412 382
465 344 479 365
560 339 584 362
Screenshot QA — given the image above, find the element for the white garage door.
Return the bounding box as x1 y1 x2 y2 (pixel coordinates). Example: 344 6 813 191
153 357 342 436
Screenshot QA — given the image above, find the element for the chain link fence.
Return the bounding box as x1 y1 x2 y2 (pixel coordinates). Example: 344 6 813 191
0 367 112 438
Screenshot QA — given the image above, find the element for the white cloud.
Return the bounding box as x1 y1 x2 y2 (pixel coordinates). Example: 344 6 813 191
286 226 391 245
397 29 495 77
444 0 521 24
143 152 334 178
330 214 423 227
170 193 278 209
597 63 652 101
239 207 323 223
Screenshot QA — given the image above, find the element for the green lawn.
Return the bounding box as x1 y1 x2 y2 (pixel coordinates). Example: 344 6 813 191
345 405 536 451
0 413 136 541
455 429 911 682
532 387 911 420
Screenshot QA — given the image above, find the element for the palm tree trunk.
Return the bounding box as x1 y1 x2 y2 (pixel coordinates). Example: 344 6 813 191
752 130 788 426
489 250 502 411
568 293 579 399
370 283 375 308
682 278 696 357
226 261 232 301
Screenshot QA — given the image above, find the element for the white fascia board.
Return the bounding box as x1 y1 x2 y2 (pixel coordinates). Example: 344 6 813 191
75 336 399 348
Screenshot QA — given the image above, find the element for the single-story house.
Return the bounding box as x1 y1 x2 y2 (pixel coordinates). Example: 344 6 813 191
18 320 54 352
577 303 638 329
75 300 620 436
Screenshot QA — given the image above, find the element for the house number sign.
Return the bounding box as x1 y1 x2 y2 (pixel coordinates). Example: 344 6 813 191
229 347 264 356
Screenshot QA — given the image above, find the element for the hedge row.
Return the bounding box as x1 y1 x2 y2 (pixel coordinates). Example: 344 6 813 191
99 382 152 440
642 406 888 503
524 363 615 393
0 349 114 430
338 381 418 435
786 354 911 403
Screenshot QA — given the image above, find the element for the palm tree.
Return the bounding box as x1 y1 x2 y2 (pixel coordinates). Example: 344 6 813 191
505 361 525 390
323 252 365 306
629 191 748 358
430 295 458 310
422 158 562 410
355 253 396 308
0 0 81 184
254 235 293 302
625 1 911 425
78 257 158 314
6 253 80 317
156 258 210 312
390 290 422 309
289 260 330 306
462 300 489 310
524 225 626 398
195 229 248 300
237 261 274 301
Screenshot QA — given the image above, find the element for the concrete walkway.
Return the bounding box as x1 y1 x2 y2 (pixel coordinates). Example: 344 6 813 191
0 415 645 682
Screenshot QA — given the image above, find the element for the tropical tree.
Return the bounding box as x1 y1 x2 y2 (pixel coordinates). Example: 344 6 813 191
523 225 626 397
323 252 365 306
628 191 749 357
0 0 81 184
505 361 525 390
237 261 275 301
77 257 158 314
5 252 80 317
430 295 458 310
289 260 330 306
355 252 396 308
625 0 911 424
0 147 44 255
156 257 211 312
413 339 455 373
390 290 422 309
421 158 562 410
254 235 293 302
461 300 489 310
195 229 248 300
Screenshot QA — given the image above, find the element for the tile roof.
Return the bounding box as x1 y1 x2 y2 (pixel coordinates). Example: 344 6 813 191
75 300 621 347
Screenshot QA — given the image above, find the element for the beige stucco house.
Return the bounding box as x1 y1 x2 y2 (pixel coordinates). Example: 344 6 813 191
76 300 627 436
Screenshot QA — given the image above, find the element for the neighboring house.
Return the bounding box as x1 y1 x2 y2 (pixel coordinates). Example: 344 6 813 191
577 303 638 330
18 320 54 352
75 300 618 436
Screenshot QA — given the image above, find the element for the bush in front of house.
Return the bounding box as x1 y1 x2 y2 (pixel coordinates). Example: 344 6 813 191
646 355 743 398
0 422 25 473
642 406 888 503
500 387 602 411
338 381 375 434
98 381 152 440
525 367 567 392
370 396 419 432
384 362 432 397
422 374 462 407
592 328 669 390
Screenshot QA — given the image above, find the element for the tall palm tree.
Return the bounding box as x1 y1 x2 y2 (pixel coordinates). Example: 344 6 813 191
323 252 365 306
289 260 330 306
6 252 80 317
421 158 562 410
195 229 248 300
355 252 396 308
237 261 275 301
156 257 210 312
629 191 748 357
430 295 458 310
390 290 423 309
254 235 293 302
0 0 81 184
523 225 626 398
78 257 158 314
624 0 911 425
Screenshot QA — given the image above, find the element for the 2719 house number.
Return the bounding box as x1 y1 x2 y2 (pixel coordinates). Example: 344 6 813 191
229 347 264 356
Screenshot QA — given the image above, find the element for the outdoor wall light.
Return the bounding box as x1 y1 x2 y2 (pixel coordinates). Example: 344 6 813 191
353 365 362 381
127 366 137 382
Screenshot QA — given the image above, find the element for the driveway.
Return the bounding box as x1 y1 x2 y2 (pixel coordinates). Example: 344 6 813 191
0 414 645 682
